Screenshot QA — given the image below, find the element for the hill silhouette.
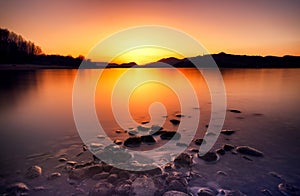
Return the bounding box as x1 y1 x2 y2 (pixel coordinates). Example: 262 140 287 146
1 28 299 69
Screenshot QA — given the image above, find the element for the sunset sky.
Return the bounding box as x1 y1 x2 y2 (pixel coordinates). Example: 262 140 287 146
1 0 299 63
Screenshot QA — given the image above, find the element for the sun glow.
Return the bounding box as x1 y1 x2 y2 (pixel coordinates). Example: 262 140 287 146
111 47 184 65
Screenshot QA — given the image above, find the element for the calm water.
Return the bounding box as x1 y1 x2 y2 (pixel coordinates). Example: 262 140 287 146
0 68 299 193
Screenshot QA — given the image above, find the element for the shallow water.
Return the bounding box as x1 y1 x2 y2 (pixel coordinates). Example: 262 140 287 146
0 68 299 194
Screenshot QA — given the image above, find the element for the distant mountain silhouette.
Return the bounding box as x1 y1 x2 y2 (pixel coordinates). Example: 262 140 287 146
1 28 299 69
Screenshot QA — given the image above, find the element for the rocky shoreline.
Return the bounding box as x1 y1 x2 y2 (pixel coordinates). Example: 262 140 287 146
1 111 299 195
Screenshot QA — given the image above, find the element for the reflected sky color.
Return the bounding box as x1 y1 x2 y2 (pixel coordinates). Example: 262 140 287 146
1 0 299 62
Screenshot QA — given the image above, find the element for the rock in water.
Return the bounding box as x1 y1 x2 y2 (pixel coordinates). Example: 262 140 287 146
278 183 300 196
198 152 219 163
170 119 180 125
216 148 226 155
236 146 264 157
141 135 156 144
128 130 139 136
7 182 29 194
160 131 181 140
124 137 142 147
194 138 205 145
132 175 157 196
163 190 188 196
114 139 123 145
151 125 163 132
137 125 150 132
223 144 235 151
25 165 42 179
175 114 185 118
228 109 242 113
221 129 236 135
197 187 215 196
89 182 114 196
174 153 192 168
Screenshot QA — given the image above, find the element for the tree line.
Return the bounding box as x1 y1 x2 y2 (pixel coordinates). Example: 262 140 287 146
0 28 87 67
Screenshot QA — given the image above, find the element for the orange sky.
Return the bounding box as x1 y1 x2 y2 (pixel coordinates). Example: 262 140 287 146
1 0 299 63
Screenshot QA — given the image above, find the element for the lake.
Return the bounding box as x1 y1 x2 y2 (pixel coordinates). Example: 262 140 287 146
0 68 299 195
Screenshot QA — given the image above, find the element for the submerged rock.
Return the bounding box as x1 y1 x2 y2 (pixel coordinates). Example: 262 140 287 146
131 175 157 196
25 165 42 179
218 189 246 196
128 130 139 136
124 137 142 147
89 182 114 196
7 182 29 194
198 152 219 163
151 125 163 131
149 129 165 136
174 153 192 168
170 119 180 125
160 131 181 140
221 129 236 135
197 187 215 196
163 190 188 196
278 183 300 196
48 172 61 180
141 135 156 144
236 146 264 157
137 125 150 132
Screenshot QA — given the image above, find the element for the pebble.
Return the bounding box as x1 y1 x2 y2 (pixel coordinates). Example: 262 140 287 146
198 152 219 163
220 129 236 135
89 182 114 196
176 142 188 147
174 153 192 168
25 165 42 179
137 125 150 132
151 125 163 131
278 182 300 196
92 172 110 180
163 190 188 196
197 187 215 196
59 157 67 162
216 148 226 155
216 171 228 176
66 161 77 166
160 131 181 140
261 189 272 195
170 119 180 125
124 136 142 147
141 135 156 144
7 182 29 193
48 172 61 180
223 144 235 151
97 134 106 139
90 142 103 150
128 130 139 136
236 146 264 157
114 139 123 145
194 138 205 145
115 129 122 133
132 175 157 196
